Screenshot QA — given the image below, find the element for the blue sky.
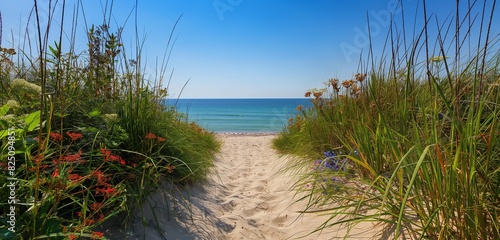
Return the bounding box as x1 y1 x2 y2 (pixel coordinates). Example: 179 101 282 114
1 0 498 98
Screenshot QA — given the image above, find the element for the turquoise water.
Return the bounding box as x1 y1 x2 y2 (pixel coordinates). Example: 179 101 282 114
166 98 311 133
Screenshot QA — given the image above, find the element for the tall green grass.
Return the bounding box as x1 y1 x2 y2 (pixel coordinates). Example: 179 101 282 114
274 1 500 239
0 1 220 239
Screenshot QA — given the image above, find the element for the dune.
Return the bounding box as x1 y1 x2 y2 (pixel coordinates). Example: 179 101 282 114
105 134 380 239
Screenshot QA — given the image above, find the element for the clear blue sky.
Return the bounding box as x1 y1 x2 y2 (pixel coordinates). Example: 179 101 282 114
1 1 498 98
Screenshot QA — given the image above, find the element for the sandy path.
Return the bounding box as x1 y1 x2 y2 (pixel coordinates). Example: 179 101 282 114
106 135 377 239
204 135 333 239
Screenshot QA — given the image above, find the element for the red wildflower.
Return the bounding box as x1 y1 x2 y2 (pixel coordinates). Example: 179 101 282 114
66 131 83 141
108 155 117 162
83 218 94 226
94 170 109 186
62 151 82 162
101 148 126 164
69 173 82 183
91 231 104 239
97 213 105 221
33 154 44 164
52 168 59 178
145 132 156 139
156 136 166 142
30 164 50 172
90 202 103 211
68 235 77 240
77 211 82 217
109 155 126 165
96 186 117 198
49 132 63 142
100 148 111 161
118 156 126 165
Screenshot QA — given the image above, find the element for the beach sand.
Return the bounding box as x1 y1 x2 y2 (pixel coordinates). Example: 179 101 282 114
106 134 380 239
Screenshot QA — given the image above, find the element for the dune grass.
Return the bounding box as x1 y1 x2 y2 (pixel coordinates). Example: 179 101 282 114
0 1 220 239
274 1 500 239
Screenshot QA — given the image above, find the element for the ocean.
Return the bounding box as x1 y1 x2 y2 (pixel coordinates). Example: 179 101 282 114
166 98 311 133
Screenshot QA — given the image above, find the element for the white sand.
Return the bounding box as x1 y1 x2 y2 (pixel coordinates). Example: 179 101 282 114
105 135 381 239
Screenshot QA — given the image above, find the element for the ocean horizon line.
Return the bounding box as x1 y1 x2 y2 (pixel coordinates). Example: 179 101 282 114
167 98 309 133
170 97 308 100
215 131 279 135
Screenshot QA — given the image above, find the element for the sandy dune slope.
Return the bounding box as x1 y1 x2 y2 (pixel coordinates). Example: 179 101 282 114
105 135 379 239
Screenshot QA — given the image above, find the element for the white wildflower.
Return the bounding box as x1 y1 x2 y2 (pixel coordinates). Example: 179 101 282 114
0 114 16 122
11 78 42 94
102 113 119 123
5 100 20 109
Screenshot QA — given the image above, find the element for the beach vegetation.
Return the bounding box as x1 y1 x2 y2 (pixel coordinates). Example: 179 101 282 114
0 1 220 239
274 0 500 239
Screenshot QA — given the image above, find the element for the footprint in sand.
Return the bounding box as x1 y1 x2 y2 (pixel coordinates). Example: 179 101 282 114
271 215 288 227
107 135 378 239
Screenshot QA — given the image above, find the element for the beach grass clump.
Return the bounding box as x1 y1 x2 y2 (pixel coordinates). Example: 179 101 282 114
274 1 500 239
0 2 220 239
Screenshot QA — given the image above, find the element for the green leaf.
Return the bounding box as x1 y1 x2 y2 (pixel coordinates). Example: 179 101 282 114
0 104 10 117
0 119 9 129
48 42 61 58
88 109 101 117
49 45 56 56
0 130 8 138
0 129 20 139
25 111 41 132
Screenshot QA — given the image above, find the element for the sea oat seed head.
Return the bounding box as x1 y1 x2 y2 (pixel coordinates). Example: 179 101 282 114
329 78 340 91
313 91 323 98
341 80 355 89
355 73 366 82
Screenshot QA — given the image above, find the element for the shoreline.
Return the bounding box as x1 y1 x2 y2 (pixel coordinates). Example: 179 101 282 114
215 132 279 136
